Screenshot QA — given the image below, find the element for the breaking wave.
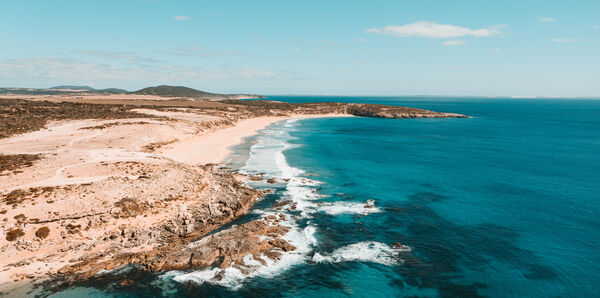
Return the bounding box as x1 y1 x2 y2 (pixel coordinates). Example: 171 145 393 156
313 241 410 266
167 118 403 289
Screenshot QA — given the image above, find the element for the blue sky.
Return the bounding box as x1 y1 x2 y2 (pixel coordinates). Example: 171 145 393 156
1 0 599 96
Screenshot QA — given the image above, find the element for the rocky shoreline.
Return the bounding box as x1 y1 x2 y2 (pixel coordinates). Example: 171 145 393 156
2 162 305 296
47 166 279 286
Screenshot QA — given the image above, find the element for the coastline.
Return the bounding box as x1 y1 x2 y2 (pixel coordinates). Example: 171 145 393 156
162 114 399 290
0 97 464 295
162 114 353 165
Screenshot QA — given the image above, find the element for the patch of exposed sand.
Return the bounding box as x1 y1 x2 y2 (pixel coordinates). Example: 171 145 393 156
0 118 178 191
131 108 221 122
162 114 351 165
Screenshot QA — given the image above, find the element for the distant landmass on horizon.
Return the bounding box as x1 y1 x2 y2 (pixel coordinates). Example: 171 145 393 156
0 85 266 101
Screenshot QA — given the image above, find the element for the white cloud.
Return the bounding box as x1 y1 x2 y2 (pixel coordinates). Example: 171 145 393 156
173 16 191 21
488 48 502 52
553 38 581 43
358 38 367 43
366 21 505 38
294 47 301 52
442 40 465 46
539 17 557 23
594 25 599 30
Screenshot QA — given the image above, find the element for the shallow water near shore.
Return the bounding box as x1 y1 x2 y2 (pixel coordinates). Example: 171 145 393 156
51 97 600 297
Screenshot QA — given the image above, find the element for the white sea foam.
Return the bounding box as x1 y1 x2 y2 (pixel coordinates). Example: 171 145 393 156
274 146 303 178
170 120 397 289
313 241 407 266
170 223 317 290
316 199 382 215
243 254 263 267
285 118 299 125
277 184 381 217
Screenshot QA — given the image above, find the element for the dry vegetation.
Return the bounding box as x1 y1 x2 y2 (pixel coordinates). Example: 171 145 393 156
5 228 24 241
0 97 464 140
79 121 156 130
142 139 179 153
222 100 467 119
0 98 149 139
0 154 42 175
35 227 50 239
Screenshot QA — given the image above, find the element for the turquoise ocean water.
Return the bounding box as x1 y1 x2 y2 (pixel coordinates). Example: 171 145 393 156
52 97 600 297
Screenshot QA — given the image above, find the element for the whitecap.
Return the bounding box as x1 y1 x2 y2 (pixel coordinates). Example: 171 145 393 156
312 241 408 266
316 199 382 215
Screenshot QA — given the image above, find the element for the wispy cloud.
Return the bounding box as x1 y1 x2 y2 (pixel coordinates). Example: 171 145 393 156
366 21 506 38
248 36 341 53
0 58 277 86
358 38 367 43
539 17 557 23
158 46 242 57
161 65 274 79
594 25 599 30
442 40 465 46
215 68 275 80
0 58 162 82
312 40 341 53
73 50 160 63
173 16 191 21
553 38 581 43
318 40 339 48
488 48 502 52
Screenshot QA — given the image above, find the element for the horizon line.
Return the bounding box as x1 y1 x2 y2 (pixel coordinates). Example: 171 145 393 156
264 94 600 99
1 86 599 99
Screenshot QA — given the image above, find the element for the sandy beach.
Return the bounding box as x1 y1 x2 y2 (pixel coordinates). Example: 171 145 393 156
162 114 351 165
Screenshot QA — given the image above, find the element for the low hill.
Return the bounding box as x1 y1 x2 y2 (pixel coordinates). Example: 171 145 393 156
50 86 128 94
131 85 265 101
132 85 214 98
49 85 96 91
97 88 129 94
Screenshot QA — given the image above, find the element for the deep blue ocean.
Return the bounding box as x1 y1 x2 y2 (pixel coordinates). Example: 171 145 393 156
52 97 600 297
